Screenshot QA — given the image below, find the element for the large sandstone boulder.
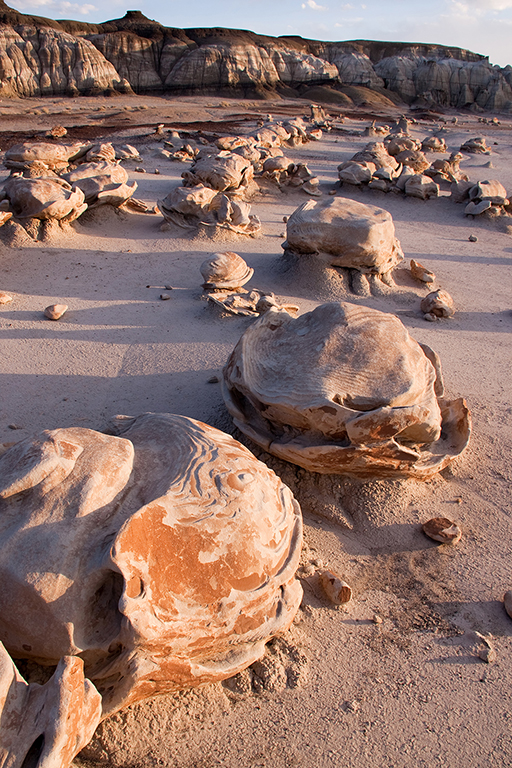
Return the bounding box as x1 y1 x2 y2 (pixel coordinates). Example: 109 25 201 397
158 184 261 235
4 141 87 172
61 161 137 207
0 412 303 726
222 303 471 478
282 197 403 277
182 151 256 197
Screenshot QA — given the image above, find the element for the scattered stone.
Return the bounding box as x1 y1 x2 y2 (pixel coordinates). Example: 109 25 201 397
44 303 68 320
420 289 455 319
318 569 352 605
283 216 288 223
503 590 512 619
7 424 21 430
373 614 383 625
154 169 160 174
302 564 316 577
422 517 462 544
475 632 496 663
328 189 336 195
0 292 13 304
468 235 478 242
207 375 219 384
311 558 324 568
410 258 435 283
46 125 67 139
134 167 146 173
200 252 254 291
160 293 171 300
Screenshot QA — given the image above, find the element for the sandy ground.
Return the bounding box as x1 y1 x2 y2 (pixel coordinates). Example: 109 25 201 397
1 95 512 767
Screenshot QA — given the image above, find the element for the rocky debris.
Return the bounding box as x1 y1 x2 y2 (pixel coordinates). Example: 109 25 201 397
395 149 430 173
469 179 508 205
200 251 254 290
85 142 116 163
222 301 471 478
386 135 421 156
421 289 455 320
61 161 137 208
46 124 67 139
0 412 303 724
503 591 512 619
207 289 299 317
157 184 261 236
0 643 102 768
160 293 171 300
465 200 492 216
426 152 467 184
113 144 141 161
125 198 151 213
410 259 435 283
468 234 478 242
282 197 403 295
0 291 13 304
460 137 491 154
422 517 462 544
318 570 352 605
475 632 496 663
44 303 68 320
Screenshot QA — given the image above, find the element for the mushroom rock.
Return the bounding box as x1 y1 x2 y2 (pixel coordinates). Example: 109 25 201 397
222 302 470 478
0 413 303 719
282 197 403 282
0 176 87 221
421 136 447 153
385 135 421 156
460 136 491 154
200 251 254 290
394 149 430 173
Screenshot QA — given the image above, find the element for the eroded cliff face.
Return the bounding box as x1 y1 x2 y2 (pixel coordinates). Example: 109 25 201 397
0 1 510 111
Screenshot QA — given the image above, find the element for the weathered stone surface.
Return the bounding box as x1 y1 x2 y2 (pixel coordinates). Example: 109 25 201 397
182 152 256 197
158 184 261 235
422 517 462 544
61 161 137 208
421 289 455 318
222 302 471 478
404 174 439 199
410 258 435 283
469 179 508 205
282 197 403 276
0 643 102 767
4 142 87 171
0 412 303 717
0 176 87 221
44 303 68 320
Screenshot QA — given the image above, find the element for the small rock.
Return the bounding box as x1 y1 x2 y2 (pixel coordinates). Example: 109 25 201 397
302 564 316 577
7 423 21 430
207 375 219 384
44 304 68 320
422 517 462 544
328 189 337 195
410 258 435 283
135 167 146 173
420 289 455 319
154 169 160 174
164 285 174 290
478 646 496 663
318 569 352 604
311 558 324 568
160 293 171 300
282 216 288 223
503 590 512 619
0 291 13 304
424 312 437 322
280 232 286 238
468 235 478 242
373 614 383 625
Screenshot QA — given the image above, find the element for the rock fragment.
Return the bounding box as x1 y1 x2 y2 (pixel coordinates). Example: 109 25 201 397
410 259 435 283
0 292 13 304
421 289 455 319
422 517 462 544
318 570 352 605
503 590 512 619
44 303 68 320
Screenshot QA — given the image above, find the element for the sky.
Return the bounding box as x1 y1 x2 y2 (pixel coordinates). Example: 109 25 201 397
8 0 512 68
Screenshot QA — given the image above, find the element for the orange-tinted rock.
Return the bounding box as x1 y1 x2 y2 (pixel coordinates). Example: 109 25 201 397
0 642 102 767
422 517 462 544
0 413 302 718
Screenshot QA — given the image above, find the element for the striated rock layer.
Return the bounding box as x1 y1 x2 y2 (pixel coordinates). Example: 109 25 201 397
0 1 509 109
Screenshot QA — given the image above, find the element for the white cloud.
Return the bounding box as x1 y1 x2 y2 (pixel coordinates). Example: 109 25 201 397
301 0 327 10
15 0 96 12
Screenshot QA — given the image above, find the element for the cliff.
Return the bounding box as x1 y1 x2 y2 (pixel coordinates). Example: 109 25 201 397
0 2 510 111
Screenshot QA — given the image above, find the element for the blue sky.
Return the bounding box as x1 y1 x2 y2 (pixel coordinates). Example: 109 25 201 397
10 0 512 67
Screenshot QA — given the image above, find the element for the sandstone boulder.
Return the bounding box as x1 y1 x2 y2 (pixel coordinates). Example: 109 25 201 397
0 413 303 719
0 175 87 221
4 141 87 172
158 184 261 235
61 161 137 208
222 302 470 478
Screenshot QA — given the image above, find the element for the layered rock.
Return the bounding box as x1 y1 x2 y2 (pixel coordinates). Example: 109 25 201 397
0 1 509 110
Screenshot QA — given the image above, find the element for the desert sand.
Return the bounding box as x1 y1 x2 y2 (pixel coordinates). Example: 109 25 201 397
1 94 511 767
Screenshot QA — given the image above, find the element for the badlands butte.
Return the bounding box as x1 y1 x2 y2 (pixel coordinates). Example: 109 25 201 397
0 3 512 768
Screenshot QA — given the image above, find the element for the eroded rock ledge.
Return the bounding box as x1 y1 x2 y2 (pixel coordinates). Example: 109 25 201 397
0 1 510 110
